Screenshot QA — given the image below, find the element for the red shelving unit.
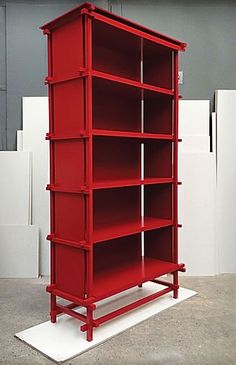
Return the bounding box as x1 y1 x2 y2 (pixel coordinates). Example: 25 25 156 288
41 2 187 342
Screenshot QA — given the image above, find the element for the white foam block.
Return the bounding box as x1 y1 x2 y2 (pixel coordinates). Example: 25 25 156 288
0 151 31 224
17 130 23 151
15 282 196 363
179 135 210 153
179 100 210 137
0 225 39 278
215 90 236 273
22 97 49 275
178 152 217 275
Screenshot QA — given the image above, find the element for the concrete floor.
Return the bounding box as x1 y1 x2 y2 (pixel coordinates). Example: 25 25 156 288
0 275 235 365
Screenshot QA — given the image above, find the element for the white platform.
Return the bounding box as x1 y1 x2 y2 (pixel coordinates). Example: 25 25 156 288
15 282 196 363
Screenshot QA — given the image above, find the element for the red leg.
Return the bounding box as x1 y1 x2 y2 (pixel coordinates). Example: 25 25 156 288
50 293 57 323
138 284 143 288
86 306 93 342
173 271 178 299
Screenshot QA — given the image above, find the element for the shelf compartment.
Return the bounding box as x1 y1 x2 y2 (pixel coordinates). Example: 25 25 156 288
145 226 174 263
93 177 174 190
93 216 173 243
93 186 141 242
93 255 179 300
92 19 140 81
144 140 173 179
143 39 173 89
144 90 173 134
92 129 173 140
145 184 173 221
93 137 141 182
93 77 141 132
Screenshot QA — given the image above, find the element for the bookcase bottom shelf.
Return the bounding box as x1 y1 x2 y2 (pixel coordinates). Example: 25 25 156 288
93 257 180 300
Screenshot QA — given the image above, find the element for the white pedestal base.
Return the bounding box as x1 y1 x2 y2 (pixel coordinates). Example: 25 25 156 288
15 282 196 363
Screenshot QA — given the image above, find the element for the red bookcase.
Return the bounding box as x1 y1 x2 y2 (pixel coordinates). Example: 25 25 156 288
41 2 187 342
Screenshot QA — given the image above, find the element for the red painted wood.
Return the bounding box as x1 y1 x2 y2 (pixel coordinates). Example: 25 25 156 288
41 2 186 341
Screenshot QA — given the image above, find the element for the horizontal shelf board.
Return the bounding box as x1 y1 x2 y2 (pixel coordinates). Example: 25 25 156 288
92 70 174 96
93 217 173 243
92 129 174 140
93 177 173 189
93 257 180 300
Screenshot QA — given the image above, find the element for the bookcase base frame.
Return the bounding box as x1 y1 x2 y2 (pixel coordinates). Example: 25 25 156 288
47 266 185 342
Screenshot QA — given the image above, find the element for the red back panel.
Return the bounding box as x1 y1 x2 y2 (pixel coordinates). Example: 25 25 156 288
92 19 140 81
143 39 172 89
144 140 172 179
93 78 141 132
145 184 172 220
93 137 141 182
94 234 141 273
144 226 173 262
93 186 141 229
144 91 173 134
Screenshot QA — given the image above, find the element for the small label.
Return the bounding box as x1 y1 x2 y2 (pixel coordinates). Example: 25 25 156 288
178 71 184 84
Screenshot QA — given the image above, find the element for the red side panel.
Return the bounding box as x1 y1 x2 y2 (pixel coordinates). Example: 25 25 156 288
53 79 85 135
51 16 84 78
55 244 85 298
54 193 85 242
53 140 85 188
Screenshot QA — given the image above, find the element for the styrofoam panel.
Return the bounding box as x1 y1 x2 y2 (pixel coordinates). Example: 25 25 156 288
0 151 31 224
0 225 39 278
215 90 236 273
17 130 23 151
15 282 196 362
22 97 49 275
179 135 210 153
179 100 210 137
178 152 217 275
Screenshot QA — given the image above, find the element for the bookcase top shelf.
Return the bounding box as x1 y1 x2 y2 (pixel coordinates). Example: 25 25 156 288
40 2 187 51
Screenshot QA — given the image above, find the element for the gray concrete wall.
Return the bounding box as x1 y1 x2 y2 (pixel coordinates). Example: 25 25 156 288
1 0 236 150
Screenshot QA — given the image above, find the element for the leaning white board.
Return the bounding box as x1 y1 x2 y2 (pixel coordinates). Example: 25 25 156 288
15 282 196 363
179 100 210 137
215 90 236 273
0 151 31 224
22 97 49 275
0 225 39 278
178 152 217 275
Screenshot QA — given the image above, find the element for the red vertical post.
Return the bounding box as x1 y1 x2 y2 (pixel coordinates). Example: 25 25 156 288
46 29 57 322
84 13 94 341
173 51 179 299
